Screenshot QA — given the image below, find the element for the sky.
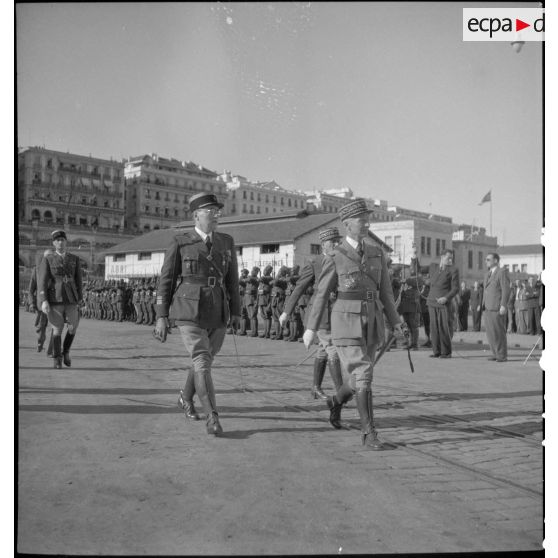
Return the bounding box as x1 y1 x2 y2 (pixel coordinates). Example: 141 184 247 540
16 1 543 245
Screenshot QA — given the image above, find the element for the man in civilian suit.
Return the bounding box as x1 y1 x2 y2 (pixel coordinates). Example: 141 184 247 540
470 281 483 332
482 253 510 362
426 249 460 358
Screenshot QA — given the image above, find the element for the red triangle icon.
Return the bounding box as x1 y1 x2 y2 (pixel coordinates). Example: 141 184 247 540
516 19 530 32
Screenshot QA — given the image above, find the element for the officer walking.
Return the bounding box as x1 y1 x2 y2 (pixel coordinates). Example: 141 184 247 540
303 199 404 450
280 228 344 399
154 193 241 436
37 230 83 369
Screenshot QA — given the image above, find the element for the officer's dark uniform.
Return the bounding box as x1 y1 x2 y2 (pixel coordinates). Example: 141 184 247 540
155 193 241 436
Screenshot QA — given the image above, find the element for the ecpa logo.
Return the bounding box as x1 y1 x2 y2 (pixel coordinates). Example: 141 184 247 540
463 8 544 42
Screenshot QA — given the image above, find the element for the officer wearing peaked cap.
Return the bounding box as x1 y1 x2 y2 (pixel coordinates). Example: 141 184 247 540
38 230 83 369
154 192 241 436
281 227 344 399
303 199 404 450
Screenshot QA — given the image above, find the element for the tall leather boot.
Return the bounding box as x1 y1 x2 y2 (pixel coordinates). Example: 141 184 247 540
326 383 354 429
328 357 343 391
46 330 54 356
193 369 223 436
311 357 328 399
260 318 271 338
62 332 75 367
355 388 384 450
178 369 201 421
52 335 63 369
250 318 259 337
239 316 248 336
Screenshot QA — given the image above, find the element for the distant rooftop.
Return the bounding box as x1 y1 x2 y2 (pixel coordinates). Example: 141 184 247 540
498 244 542 255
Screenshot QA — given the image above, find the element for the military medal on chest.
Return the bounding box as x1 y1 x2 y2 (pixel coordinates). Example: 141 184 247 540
344 273 358 289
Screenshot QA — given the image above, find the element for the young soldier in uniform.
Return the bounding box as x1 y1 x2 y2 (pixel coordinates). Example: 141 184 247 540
154 193 241 436
280 228 344 398
238 269 250 336
257 265 274 338
38 230 83 369
303 199 404 450
270 267 289 340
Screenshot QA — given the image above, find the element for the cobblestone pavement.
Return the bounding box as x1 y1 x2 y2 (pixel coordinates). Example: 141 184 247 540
17 309 543 555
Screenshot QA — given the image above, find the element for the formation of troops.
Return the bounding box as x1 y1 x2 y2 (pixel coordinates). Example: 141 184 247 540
24 193 543 450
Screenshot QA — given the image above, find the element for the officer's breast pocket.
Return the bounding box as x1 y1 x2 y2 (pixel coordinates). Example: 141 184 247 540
170 284 201 320
182 258 198 275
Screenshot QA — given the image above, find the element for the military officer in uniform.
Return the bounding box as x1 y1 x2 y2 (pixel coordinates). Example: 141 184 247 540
303 199 404 450
280 228 344 399
38 230 83 369
154 193 241 436
28 250 54 352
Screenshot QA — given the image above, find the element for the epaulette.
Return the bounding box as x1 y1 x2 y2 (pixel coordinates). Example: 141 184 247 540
176 231 201 246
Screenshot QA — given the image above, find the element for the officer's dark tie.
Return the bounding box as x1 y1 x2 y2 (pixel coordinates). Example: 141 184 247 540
357 241 364 258
205 236 212 253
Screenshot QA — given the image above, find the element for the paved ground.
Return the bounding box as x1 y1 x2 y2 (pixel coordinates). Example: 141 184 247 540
17 309 543 555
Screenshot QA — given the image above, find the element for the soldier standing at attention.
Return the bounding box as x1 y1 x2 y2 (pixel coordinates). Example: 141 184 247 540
280 228 344 399
38 230 83 369
270 267 289 340
257 265 274 338
245 267 260 337
237 269 250 336
154 193 241 436
303 199 404 450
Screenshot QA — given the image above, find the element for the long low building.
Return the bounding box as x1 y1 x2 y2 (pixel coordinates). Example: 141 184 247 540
103 211 391 280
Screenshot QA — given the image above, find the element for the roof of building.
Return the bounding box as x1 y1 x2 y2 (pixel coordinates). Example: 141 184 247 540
105 212 392 254
125 154 218 177
497 244 542 255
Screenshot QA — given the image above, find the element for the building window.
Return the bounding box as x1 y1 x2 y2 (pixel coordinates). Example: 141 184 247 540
256 206 261 213
441 239 446 251
250 191 254 201
426 237 431 256
231 204 236 213
273 196 276 203
280 197 284 206
242 203 247 212
385 236 393 249
420 236 426 255
265 194 269 203
512 264 519 273
478 251 484 270
521 264 528 273
294 200 298 208
243 191 247 200
310 244 321 255
394 236 401 255
261 243 280 254
257 193 261 202
435 238 441 257
288 199 292 207
144 205 150 213
138 252 152 261
249 205 254 214
265 207 269 213
113 254 126 262
468 250 473 269
232 191 236 199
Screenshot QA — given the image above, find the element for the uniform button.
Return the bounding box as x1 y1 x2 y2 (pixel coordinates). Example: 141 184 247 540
210 268 214 272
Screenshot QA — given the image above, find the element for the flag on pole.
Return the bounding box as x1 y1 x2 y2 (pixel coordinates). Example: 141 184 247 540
478 190 491 205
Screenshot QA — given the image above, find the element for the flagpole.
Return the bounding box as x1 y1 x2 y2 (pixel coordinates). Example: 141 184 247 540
490 196 493 237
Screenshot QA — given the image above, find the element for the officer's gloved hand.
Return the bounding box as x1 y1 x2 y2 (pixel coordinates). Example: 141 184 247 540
41 301 50 314
302 329 316 350
278 312 288 328
153 317 169 343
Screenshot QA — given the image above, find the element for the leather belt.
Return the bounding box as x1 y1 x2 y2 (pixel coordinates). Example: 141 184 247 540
336 290 377 301
182 276 223 287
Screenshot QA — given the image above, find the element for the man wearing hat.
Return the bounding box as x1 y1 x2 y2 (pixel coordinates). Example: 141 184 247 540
280 227 344 398
303 199 404 450
38 230 83 369
245 266 261 337
154 192 241 436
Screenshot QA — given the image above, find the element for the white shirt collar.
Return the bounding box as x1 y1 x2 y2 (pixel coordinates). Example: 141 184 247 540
345 236 360 250
195 226 212 243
